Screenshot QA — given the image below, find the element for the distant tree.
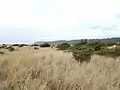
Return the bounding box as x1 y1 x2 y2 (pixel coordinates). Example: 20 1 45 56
40 43 51 47
12 44 19 46
80 39 88 45
74 39 88 47
33 44 40 46
18 44 28 47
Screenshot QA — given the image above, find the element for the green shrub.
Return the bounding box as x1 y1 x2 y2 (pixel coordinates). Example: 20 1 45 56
94 46 120 58
12 44 20 46
7 46 15 52
73 39 88 47
40 43 51 47
58 41 120 63
77 39 88 45
33 44 40 46
0 51 5 55
71 45 94 63
19 44 24 47
87 42 106 51
56 43 71 50
19 44 28 47
34 47 39 50
71 42 108 63
72 47 94 63
31 44 39 47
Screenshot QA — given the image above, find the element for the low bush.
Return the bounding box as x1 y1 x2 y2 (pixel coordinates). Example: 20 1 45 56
12 44 20 46
94 46 120 58
34 47 39 50
0 51 5 55
32 44 40 46
76 39 88 46
57 41 120 63
19 44 28 47
19 44 24 47
56 43 71 50
7 46 15 52
40 43 51 47
72 46 94 63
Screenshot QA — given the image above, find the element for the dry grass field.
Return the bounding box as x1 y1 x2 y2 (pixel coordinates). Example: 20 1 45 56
0 46 120 90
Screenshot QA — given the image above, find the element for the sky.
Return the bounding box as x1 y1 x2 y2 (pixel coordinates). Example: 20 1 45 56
0 0 120 43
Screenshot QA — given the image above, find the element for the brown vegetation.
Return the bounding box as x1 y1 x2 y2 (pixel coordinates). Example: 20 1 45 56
0 46 120 90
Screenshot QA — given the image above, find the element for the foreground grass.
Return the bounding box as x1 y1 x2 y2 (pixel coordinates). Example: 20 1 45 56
0 47 120 90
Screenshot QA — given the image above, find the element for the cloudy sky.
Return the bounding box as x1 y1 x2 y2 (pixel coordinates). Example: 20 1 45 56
0 0 120 43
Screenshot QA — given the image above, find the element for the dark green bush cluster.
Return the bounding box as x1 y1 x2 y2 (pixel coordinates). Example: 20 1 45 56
87 42 106 51
12 44 20 46
7 46 15 52
19 44 28 47
0 44 15 52
75 39 88 46
71 42 110 63
73 42 120 63
40 43 51 47
31 44 40 47
72 46 94 63
97 46 120 58
56 41 120 63
59 42 118 62
56 43 71 50
12 44 28 47
19 44 24 47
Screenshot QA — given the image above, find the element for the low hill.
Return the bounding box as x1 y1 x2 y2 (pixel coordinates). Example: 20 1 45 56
35 37 120 45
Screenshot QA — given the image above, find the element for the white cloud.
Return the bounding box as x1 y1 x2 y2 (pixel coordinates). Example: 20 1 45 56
0 0 120 43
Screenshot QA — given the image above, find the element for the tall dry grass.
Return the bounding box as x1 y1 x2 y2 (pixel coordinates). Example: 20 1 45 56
0 47 120 90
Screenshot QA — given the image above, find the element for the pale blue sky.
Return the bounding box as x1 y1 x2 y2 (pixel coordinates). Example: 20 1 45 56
0 0 120 43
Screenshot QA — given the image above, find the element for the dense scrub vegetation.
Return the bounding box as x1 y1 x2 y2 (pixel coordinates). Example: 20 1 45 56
19 44 28 47
40 43 51 47
56 43 71 50
56 40 120 63
31 44 40 47
7 46 15 52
